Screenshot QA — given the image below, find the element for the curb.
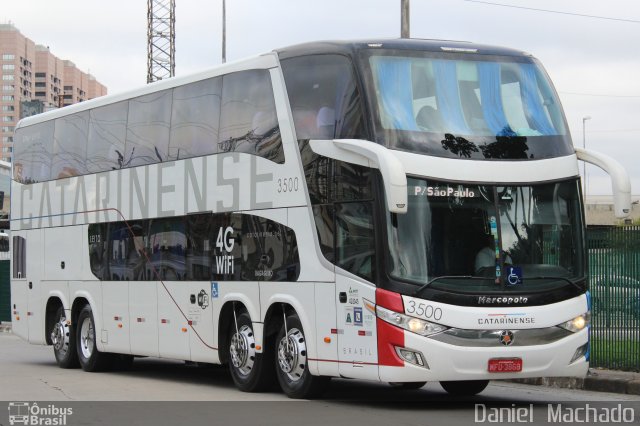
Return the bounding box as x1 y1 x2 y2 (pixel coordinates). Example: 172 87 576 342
0 322 11 333
509 371 640 396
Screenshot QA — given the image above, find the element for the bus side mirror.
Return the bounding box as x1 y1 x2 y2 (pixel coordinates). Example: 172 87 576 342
309 139 408 214
575 147 631 218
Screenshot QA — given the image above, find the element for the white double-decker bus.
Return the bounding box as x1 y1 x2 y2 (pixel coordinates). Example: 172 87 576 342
11 39 631 398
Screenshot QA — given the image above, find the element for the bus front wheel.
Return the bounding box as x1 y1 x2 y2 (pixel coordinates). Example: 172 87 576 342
76 305 113 372
275 314 328 399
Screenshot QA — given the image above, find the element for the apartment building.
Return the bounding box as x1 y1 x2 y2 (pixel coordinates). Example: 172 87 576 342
0 23 107 163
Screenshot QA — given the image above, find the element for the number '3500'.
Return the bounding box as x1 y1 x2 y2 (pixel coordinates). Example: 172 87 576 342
405 300 443 321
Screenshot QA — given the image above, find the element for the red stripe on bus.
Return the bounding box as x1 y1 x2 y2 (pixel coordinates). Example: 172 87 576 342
375 288 404 312
376 318 405 367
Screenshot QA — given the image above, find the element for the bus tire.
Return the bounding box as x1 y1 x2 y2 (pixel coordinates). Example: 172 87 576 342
228 312 274 392
440 380 489 396
275 314 329 399
51 306 79 369
76 305 113 372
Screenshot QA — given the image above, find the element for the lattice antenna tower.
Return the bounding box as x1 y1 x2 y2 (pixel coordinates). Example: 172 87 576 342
147 0 175 83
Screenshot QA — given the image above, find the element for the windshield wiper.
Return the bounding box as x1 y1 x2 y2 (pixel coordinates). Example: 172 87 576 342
414 275 487 296
524 276 584 292
413 275 584 297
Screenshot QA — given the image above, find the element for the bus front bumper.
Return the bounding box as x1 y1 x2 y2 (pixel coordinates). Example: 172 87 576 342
378 327 589 382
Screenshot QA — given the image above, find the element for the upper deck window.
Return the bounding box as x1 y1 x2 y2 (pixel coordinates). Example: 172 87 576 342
362 50 572 160
281 55 366 141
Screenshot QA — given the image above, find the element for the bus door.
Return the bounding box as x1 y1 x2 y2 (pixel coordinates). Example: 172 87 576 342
336 273 378 379
11 229 45 344
10 232 28 340
334 201 379 379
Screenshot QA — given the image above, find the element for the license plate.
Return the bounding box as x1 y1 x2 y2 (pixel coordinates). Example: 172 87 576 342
488 358 523 373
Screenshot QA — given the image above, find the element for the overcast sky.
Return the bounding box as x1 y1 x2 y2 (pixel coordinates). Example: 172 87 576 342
3 0 639 196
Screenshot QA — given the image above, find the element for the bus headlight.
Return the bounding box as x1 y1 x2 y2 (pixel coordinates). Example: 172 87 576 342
558 312 590 333
376 305 448 336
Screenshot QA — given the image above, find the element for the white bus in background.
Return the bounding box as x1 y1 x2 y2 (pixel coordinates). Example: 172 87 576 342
10 39 631 398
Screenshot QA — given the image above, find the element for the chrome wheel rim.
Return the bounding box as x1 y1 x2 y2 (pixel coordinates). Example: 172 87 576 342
79 316 94 359
230 325 256 376
277 327 306 382
51 316 70 356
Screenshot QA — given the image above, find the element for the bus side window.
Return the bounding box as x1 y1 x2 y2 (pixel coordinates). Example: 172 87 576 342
335 201 375 281
219 70 284 163
185 214 214 280
52 112 89 179
126 90 172 168
86 101 127 173
281 54 367 141
170 77 222 161
13 121 54 184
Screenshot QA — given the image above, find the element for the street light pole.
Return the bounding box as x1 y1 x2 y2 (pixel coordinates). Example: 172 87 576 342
222 0 226 63
582 116 591 198
401 0 410 38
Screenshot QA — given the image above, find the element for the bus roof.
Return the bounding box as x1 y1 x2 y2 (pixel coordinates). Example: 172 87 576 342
16 38 531 130
276 38 532 60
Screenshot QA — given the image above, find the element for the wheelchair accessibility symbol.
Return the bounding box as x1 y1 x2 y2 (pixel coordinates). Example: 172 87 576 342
506 267 523 286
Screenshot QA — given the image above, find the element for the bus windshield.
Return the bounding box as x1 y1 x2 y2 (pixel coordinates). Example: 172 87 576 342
387 178 585 293
363 50 572 160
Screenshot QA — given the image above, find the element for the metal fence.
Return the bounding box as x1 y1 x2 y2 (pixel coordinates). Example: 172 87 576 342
588 225 640 371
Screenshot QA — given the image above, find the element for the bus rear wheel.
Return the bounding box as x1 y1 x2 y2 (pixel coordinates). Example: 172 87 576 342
228 312 274 392
51 306 79 369
440 380 489 396
275 314 328 399
76 305 113 372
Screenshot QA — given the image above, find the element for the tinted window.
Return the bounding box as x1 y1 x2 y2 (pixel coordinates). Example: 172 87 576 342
185 214 214 280
13 121 54 183
302 146 374 205
52 111 89 178
170 77 222 160
313 204 335 262
86 102 128 172
212 213 243 281
88 212 300 282
126 90 172 167
242 215 300 281
336 202 375 281
88 224 109 279
147 217 187 280
299 144 377 280
109 221 146 281
220 70 284 163
281 55 366 140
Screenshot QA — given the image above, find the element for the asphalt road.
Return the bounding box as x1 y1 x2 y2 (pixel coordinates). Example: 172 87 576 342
1 333 639 426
